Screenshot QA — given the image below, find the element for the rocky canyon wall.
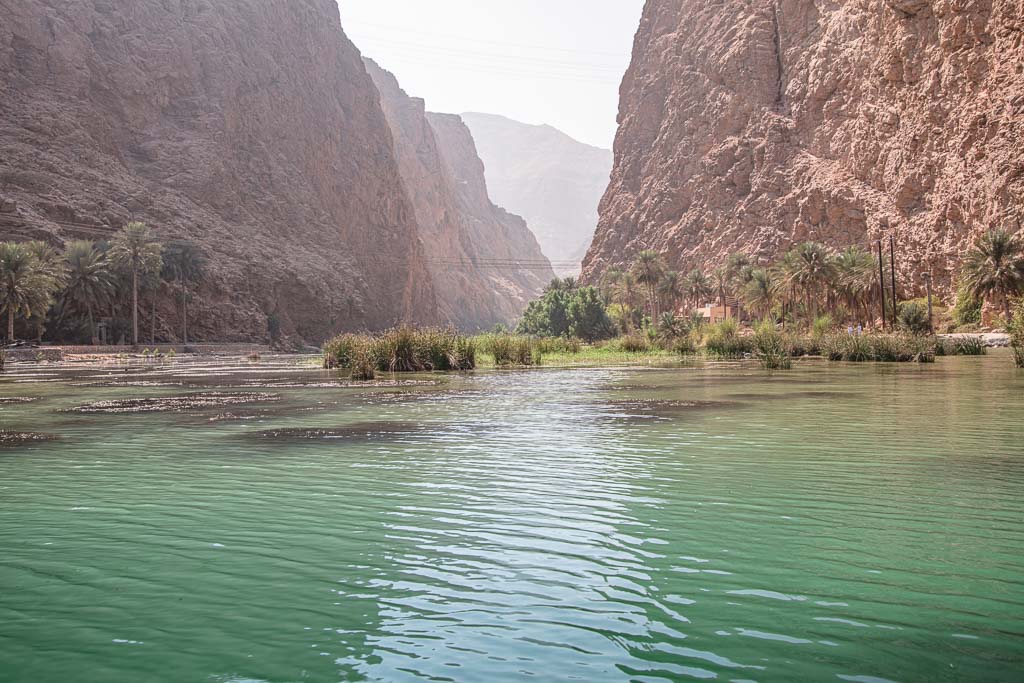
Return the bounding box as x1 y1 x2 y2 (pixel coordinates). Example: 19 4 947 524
0 0 438 342
583 0 1024 297
364 60 552 329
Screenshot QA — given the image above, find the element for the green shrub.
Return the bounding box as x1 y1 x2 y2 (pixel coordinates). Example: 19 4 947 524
753 322 792 370
350 346 376 380
489 335 540 366
535 336 582 355
614 334 650 353
323 334 363 369
952 285 983 327
1010 299 1024 368
323 327 475 373
672 334 697 355
703 319 753 358
898 301 931 335
821 333 934 363
811 315 834 338
946 337 986 356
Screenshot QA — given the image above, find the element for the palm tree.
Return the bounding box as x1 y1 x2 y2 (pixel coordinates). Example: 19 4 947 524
683 268 714 313
833 246 876 323
780 242 836 326
961 229 1024 321
712 267 730 315
162 240 205 345
63 240 115 344
614 271 641 332
742 267 780 321
108 222 163 347
724 253 754 321
25 241 68 341
600 267 624 304
632 250 666 321
657 270 683 314
0 242 60 342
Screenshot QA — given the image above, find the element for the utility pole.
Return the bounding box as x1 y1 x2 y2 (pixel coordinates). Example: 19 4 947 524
922 272 934 334
877 240 887 330
889 235 898 329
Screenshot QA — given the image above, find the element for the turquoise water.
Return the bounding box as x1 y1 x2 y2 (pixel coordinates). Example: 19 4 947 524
1 355 1023 682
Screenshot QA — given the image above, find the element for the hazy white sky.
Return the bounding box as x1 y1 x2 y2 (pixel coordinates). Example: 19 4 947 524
337 0 645 149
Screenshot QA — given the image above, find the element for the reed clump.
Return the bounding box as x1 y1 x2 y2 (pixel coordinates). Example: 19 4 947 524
323 327 476 374
702 320 753 359
935 337 986 357
1010 300 1024 368
488 335 541 366
752 322 792 370
820 333 935 363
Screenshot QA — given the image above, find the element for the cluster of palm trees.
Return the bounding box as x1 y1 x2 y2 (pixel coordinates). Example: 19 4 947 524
599 229 1024 332
0 222 205 347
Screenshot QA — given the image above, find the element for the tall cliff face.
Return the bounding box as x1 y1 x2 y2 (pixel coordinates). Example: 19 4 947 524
0 0 438 341
364 61 552 329
461 113 613 277
426 112 553 318
584 0 1024 296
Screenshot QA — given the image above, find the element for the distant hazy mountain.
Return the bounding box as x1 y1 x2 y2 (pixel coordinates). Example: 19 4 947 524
461 113 613 277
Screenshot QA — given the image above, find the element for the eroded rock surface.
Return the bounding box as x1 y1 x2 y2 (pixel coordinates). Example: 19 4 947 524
1 0 438 341
364 61 552 328
583 0 1024 297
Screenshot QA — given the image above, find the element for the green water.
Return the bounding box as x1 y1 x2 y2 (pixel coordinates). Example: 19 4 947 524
1 355 1022 682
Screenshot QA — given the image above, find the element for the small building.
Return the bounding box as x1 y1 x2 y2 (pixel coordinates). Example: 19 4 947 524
697 300 741 324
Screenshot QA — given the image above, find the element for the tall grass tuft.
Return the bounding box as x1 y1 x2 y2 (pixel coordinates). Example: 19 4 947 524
613 334 651 353
702 319 753 358
1010 300 1024 368
323 327 476 374
489 335 540 366
752 322 792 370
936 336 986 357
820 333 935 363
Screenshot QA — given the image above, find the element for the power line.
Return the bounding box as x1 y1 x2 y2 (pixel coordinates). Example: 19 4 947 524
348 19 626 59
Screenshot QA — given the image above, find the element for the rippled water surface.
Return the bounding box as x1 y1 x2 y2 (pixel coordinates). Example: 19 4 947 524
2 355 1023 682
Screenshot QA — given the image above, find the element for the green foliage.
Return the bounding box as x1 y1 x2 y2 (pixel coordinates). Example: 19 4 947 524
0 346 6 372
960 229 1024 320
323 327 476 374
1009 299 1024 368
952 284 983 327
566 286 615 341
935 336 986 357
702 319 753 358
612 334 650 353
811 314 834 338
820 333 935 363
897 301 931 335
518 283 614 341
488 336 540 366
0 241 63 341
752 321 793 370
534 336 582 355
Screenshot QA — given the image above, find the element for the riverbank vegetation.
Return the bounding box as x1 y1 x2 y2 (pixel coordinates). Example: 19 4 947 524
323 327 476 379
515 229 1024 369
0 225 204 347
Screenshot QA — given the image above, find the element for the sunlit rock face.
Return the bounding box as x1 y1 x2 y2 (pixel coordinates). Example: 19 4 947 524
364 60 552 329
583 0 1024 296
0 0 439 341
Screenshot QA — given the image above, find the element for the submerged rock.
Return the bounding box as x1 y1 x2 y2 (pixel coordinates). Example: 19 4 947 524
604 399 744 420
0 431 56 447
250 422 426 442
64 392 280 414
